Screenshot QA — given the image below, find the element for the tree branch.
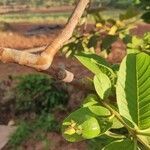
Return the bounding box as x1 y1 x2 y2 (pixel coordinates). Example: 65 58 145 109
0 0 90 70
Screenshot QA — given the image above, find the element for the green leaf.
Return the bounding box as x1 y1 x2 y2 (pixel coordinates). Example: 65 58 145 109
116 53 150 130
82 94 98 107
141 11 150 23
102 139 135 150
119 7 139 20
75 52 116 84
88 106 111 117
102 35 118 50
111 117 124 129
62 106 113 142
81 116 100 139
97 117 113 134
94 73 112 99
75 52 110 75
62 107 101 142
88 134 121 150
88 34 99 49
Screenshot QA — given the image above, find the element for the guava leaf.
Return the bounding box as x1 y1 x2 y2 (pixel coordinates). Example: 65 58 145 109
62 107 100 142
102 139 135 150
75 52 110 75
81 116 100 139
76 52 116 84
94 73 112 100
116 53 150 130
62 107 112 142
82 94 98 107
88 106 111 117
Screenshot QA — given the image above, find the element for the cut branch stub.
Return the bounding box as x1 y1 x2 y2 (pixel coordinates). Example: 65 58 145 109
0 0 90 71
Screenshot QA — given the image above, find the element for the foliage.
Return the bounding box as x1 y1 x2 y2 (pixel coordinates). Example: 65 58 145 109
15 74 68 114
9 114 59 147
135 0 150 23
34 113 60 132
9 122 31 146
62 32 150 149
127 32 150 54
61 7 140 58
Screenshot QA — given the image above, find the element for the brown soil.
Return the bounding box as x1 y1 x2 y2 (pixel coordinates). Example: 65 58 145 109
0 23 64 49
0 6 74 14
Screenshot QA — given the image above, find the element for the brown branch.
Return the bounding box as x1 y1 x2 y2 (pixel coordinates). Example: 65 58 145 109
0 0 90 70
42 68 94 91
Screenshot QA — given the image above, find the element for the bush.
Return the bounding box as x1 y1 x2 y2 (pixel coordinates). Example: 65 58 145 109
14 74 68 114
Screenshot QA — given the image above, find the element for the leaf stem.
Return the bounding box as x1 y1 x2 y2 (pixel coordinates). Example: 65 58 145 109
101 101 150 149
101 101 134 132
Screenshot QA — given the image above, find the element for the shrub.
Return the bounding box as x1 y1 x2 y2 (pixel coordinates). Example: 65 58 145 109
14 74 68 114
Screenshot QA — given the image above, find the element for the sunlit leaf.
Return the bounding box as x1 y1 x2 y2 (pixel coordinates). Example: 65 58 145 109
94 73 112 100
116 53 150 130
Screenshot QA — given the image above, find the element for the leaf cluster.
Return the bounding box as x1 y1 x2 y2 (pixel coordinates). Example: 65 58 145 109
62 33 150 149
61 7 140 58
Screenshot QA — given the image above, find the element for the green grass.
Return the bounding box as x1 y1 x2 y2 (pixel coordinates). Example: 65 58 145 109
9 122 32 146
0 9 124 24
0 12 70 23
9 114 60 147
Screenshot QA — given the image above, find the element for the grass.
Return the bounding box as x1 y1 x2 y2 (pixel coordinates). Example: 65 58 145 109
0 12 70 23
9 113 60 147
9 122 32 146
0 9 124 24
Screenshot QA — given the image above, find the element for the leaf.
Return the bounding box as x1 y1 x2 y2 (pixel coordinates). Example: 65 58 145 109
88 134 120 150
102 139 135 150
111 117 124 129
108 25 118 35
119 7 139 21
75 52 116 84
102 35 118 50
62 107 101 142
94 73 112 99
89 106 111 117
62 107 113 142
75 52 110 75
116 53 150 130
81 116 100 139
141 11 150 23
82 94 98 107
87 34 99 49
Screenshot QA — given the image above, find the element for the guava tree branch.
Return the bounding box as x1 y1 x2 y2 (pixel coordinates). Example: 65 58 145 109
0 0 90 70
